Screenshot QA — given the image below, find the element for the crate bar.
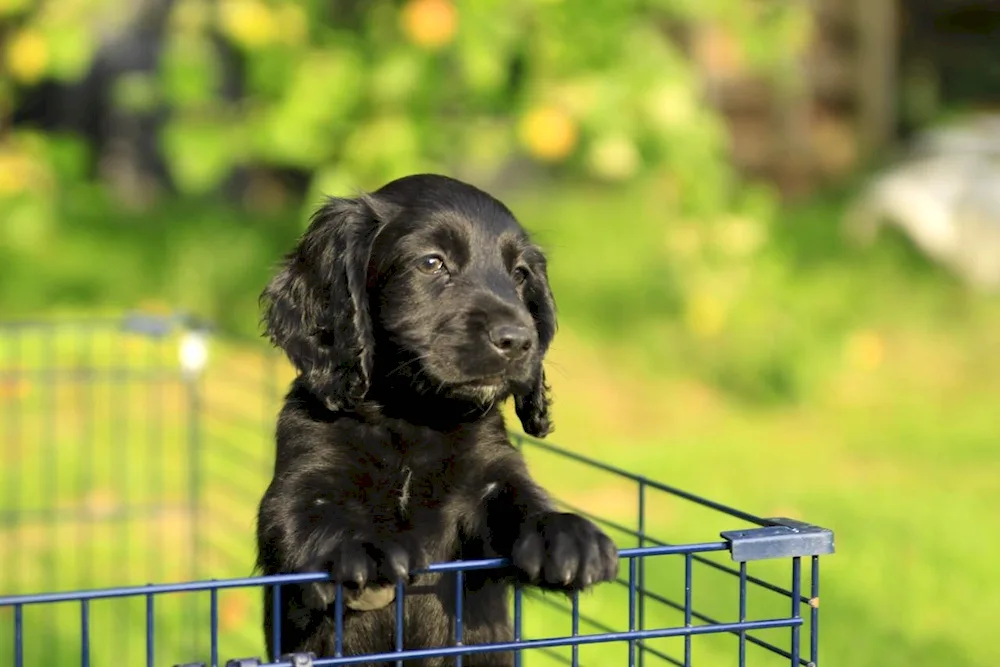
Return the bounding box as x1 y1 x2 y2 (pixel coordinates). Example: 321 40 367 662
273 585 282 659
524 592 685 667
197 467 264 509
112 328 130 658
555 498 811 603
2 330 21 608
739 562 747 667
521 438 773 527
211 585 220 667
81 326 95 594
146 591 155 667
41 327 56 623
334 584 343 657
0 368 187 383
790 558 802 666
395 579 405 667
637 480 647 667
628 556 636 667
684 554 693 667
203 405 288 440
0 545 726 607
810 555 820 666
253 617 804 667
13 603 23 667
148 334 165 588
513 586 523 667
455 569 464 667
570 591 580 667
0 313 186 332
0 504 189 526
606 575 808 662
80 600 90 667
184 328 206 656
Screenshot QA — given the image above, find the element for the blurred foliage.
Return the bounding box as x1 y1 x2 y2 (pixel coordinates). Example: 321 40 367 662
2 5 999 666
0 0 813 190
0 0 823 404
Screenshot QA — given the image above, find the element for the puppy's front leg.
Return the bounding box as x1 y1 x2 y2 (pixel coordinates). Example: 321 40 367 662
257 468 428 612
484 456 619 591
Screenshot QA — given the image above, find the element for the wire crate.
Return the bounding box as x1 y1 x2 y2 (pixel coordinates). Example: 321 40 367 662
0 314 835 667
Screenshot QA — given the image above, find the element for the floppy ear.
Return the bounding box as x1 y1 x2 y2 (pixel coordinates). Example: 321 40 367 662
261 195 384 412
515 251 557 437
515 371 553 438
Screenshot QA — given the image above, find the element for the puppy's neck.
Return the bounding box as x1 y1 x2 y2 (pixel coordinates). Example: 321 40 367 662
359 383 506 434
289 375 508 434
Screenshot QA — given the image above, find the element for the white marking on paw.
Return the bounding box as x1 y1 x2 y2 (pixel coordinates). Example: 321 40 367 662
345 583 396 611
481 482 499 501
314 498 328 506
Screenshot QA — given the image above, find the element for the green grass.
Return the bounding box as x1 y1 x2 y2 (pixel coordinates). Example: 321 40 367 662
0 325 273 664
2 179 998 665
0 328 814 666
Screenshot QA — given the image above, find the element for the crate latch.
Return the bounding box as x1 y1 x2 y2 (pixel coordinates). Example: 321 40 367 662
721 517 835 562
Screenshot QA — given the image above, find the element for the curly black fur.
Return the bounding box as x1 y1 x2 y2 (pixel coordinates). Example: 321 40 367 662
256 174 618 665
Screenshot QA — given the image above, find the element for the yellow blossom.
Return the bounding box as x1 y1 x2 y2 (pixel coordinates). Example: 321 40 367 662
219 0 276 48
400 0 457 50
6 28 49 83
518 106 578 162
844 331 885 370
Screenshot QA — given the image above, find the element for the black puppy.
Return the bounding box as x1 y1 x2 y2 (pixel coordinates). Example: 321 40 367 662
256 174 619 665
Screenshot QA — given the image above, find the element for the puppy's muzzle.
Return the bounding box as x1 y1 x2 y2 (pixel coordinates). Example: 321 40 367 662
488 324 534 361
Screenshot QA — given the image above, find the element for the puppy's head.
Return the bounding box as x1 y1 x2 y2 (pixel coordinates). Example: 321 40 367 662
261 174 557 436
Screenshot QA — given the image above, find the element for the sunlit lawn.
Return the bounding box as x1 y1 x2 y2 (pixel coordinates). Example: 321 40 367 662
1 181 998 666
3 313 997 666
0 323 802 666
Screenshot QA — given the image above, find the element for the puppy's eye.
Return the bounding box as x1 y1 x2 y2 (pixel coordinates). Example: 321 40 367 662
417 254 446 274
512 266 530 285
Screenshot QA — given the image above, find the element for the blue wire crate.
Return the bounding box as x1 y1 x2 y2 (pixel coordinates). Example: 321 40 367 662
1 435 834 667
0 314 835 666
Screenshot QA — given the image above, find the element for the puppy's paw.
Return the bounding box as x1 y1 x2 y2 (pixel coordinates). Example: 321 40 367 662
512 512 619 591
304 535 429 610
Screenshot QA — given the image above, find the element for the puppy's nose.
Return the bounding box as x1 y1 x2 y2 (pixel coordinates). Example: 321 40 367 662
488 324 533 360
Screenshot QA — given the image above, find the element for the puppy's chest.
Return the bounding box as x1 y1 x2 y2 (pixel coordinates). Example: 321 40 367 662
358 454 487 550
374 461 469 521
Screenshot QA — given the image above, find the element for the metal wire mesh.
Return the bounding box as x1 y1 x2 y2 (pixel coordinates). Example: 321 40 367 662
0 313 281 663
0 313 834 667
